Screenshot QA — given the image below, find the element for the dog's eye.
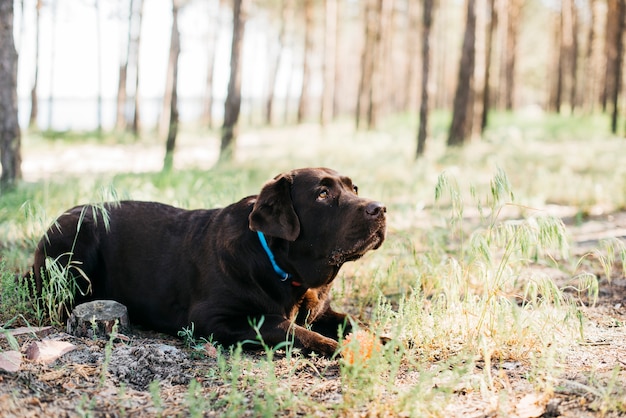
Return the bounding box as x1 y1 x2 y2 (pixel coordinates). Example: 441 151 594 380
318 190 329 200
353 185 359 195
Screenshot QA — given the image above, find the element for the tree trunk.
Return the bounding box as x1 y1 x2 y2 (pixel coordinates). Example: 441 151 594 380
481 0 496 131
95 0 103 134
368 0 391 129
320 0 337 127
404 0 419 112
163 0 181 171
265 0 290 125
130 0 144 136
297 0 313 124
29 0 42 129
610 0 625 133
503 0 521 111
115 61 128 131
547 11 562 112
202 0 222 129
601 0 619 112
159 1 181 141
47 0 58 130
67 300 130 339
220 0 247 160
447 0 476 147
0 0 22 187
332 0 343 118
583 0 600 113
416 0 434 157
356 0 375 130
568 0 579 112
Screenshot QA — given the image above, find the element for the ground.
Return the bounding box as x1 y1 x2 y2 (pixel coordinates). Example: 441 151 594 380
0 211 624 417
1 139 625 416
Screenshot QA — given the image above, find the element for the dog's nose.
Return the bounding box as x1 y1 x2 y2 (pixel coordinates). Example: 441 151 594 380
365 201 386 218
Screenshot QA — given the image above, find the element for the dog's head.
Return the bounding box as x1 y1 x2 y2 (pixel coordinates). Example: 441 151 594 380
249 168 386 268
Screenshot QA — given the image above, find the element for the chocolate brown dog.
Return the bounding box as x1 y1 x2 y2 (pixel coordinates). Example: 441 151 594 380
31 168 386 356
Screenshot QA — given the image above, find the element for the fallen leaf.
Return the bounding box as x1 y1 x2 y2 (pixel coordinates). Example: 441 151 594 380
203 342 218 358
0 326 54 338
515 393 547 418
26 340 76 364
0 351 22 372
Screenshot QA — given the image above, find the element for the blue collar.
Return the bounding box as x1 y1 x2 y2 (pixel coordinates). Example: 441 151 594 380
257 231 292 281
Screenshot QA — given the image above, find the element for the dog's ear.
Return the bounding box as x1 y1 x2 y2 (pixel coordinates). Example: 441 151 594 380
249 174 300 241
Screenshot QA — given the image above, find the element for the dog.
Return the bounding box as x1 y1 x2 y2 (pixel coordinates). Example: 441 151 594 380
30 167 386 356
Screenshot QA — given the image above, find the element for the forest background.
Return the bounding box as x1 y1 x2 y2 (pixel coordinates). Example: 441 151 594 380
2 0 626 415
1 0 626 183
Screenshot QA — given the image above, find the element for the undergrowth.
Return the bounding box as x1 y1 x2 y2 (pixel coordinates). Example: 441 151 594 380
1 116 626 414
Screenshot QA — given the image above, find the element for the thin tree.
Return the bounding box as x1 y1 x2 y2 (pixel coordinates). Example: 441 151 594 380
320 0 337 127
0 0 22 187
583 0 600 113
159 0 182 141
221 0 247 160
163 0 182 171
265 0 291 125
95 0 103 134
416 0 434 157
29 0 42 129
297 0 313 124
447 0 476 147
332 0 343 118
503 0 521 111
601 0 619 111
404 0 419 112
130 0 144 136
481 0 496 131
47 0 57 130
115 0 131 131
202 0 222 129
356 0 374 130
611 0 625 133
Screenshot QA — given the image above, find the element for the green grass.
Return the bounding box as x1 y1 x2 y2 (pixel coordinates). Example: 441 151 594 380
1 111 625 415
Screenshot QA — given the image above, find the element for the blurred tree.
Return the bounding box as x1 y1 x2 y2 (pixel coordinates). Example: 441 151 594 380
265 0 291 125
46 0 57 130
610 0 624 134
297 0 313 124
159 0 182 143
448 0 476 146
601 0 618 112
163 0 182 171
503 0 521 111
0 0 22 187
332 0 343 118
221 0 247 160
95 0 103 134
320 0 337 127
481 0 496 131
583 0 602 113
404 0 419 112
416 0 435 157
356 0 375 130
29 0 42 129
357 0 387 130
548 0 578 115
116 0 144 135
202 0 222 129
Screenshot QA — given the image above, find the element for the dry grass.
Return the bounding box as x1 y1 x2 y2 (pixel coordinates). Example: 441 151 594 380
1 112 626 416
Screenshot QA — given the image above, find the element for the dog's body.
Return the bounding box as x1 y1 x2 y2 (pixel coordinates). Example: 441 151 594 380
31 168 386 356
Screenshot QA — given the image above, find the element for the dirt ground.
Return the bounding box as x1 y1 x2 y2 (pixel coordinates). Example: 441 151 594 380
1 144 625 416
0 212 624 417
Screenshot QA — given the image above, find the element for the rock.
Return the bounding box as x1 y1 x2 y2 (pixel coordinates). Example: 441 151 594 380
67 300 130 339
26 340 76 364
